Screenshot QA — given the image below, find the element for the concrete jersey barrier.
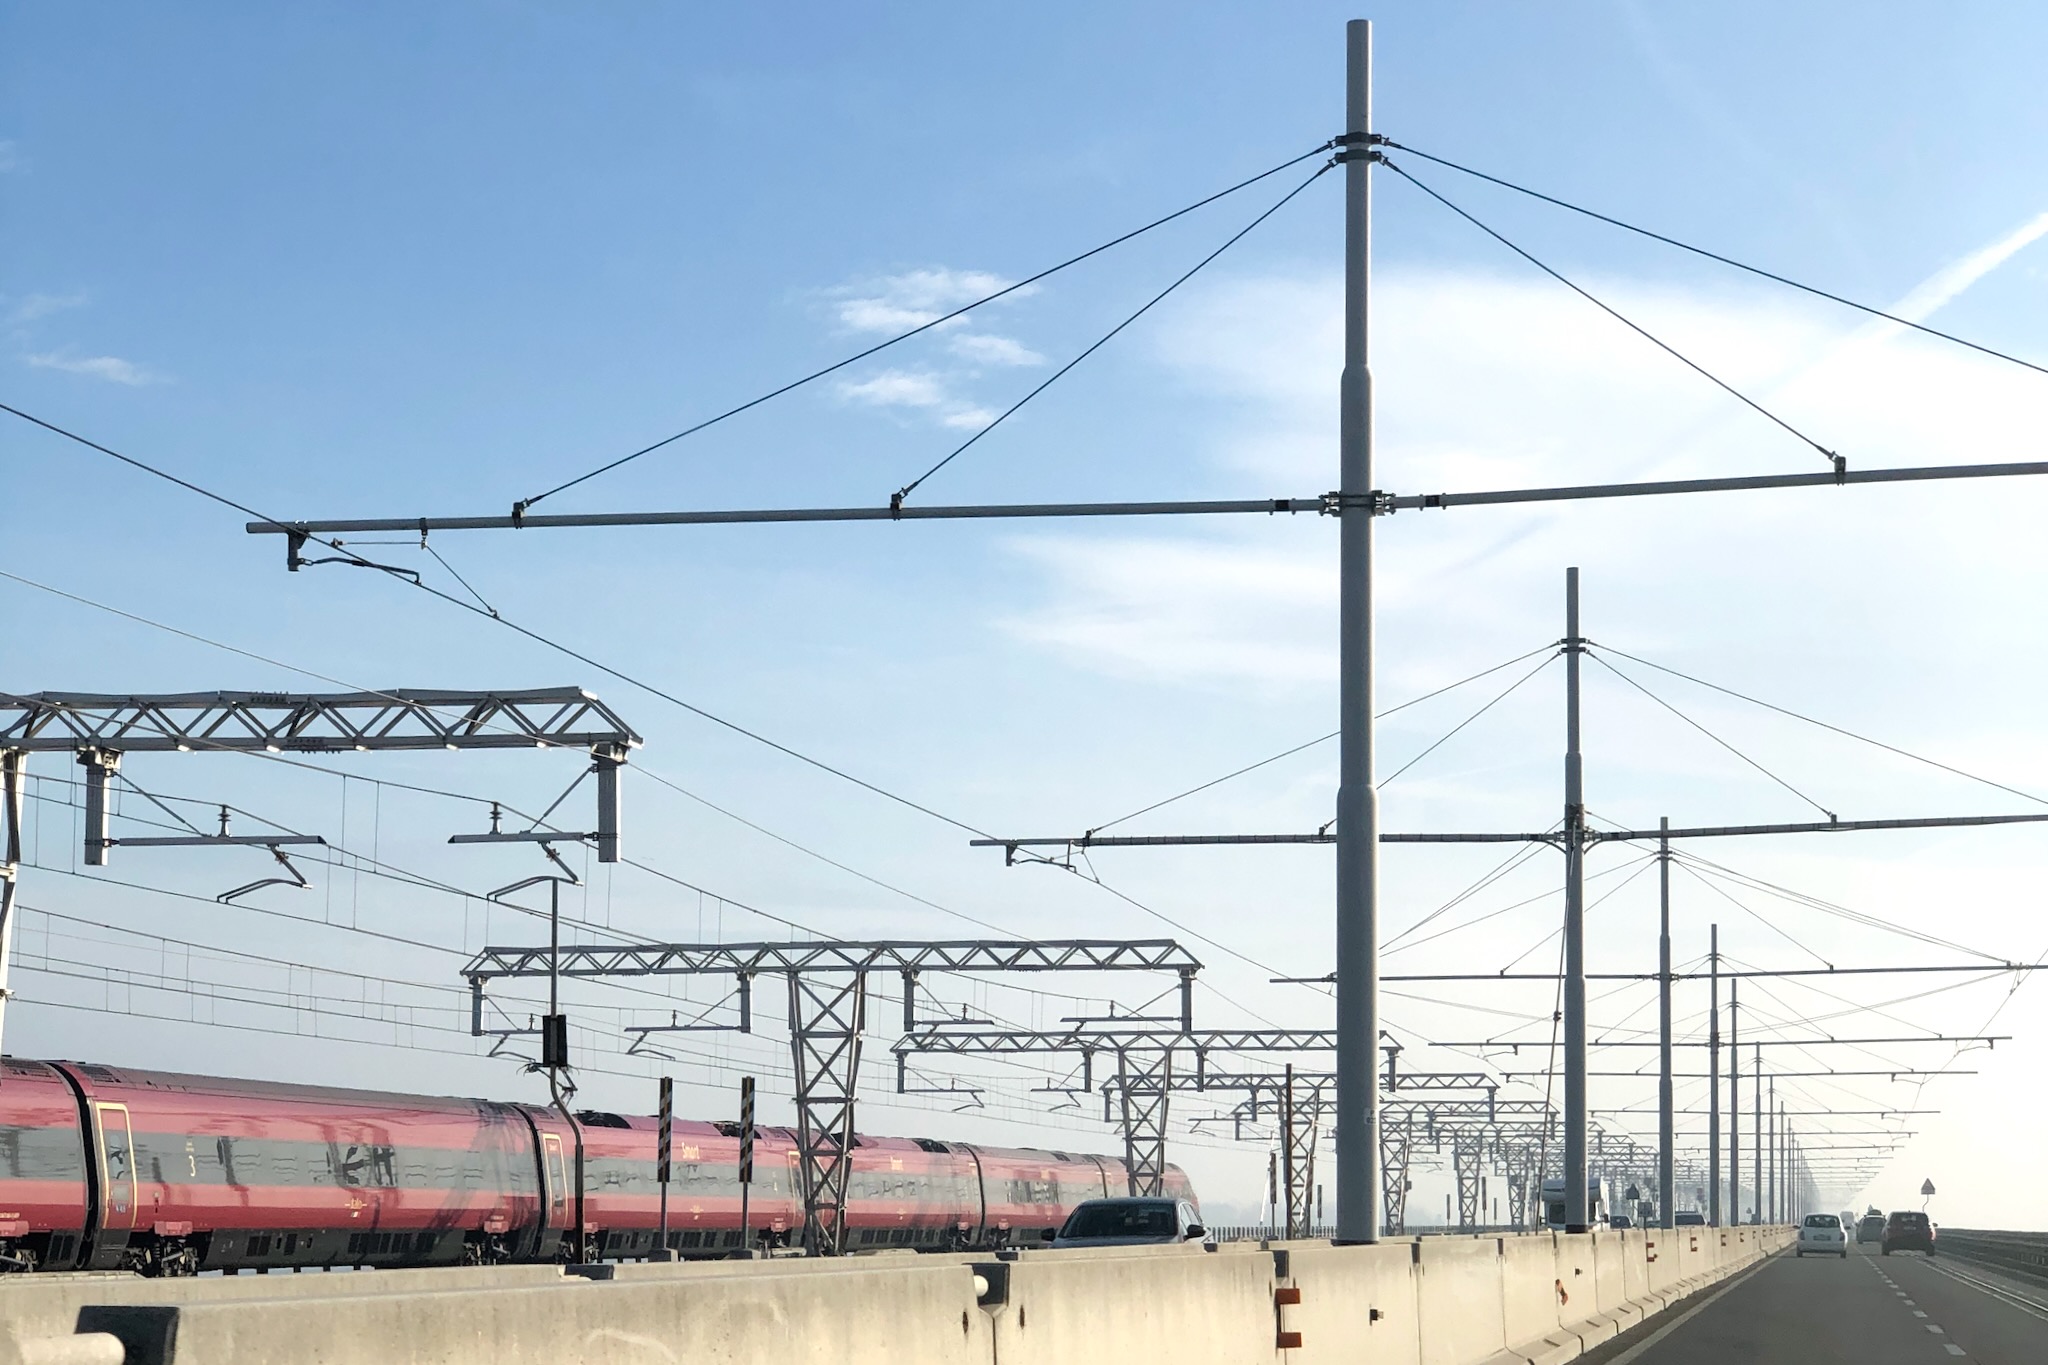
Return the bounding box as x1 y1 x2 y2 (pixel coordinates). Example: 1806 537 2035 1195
21 1225 1798 1365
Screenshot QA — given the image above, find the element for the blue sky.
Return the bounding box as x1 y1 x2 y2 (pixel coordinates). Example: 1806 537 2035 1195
7 3 2048 1226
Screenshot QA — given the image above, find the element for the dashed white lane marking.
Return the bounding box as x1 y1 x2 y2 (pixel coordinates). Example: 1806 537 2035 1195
1942 1346 1965 1357
1912 1311 1927 1318
1927 1324 1946 1334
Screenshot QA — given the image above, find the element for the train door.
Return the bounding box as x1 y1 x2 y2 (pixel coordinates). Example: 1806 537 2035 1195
540 1133 568 1232
95 1103 137 1232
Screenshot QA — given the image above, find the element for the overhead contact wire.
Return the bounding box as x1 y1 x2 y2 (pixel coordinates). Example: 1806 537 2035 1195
0 404 1001 840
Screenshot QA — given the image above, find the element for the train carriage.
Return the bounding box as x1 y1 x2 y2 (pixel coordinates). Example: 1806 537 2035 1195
42 1062 558 1274
0 1059 1197 1273
0 1059 90 1271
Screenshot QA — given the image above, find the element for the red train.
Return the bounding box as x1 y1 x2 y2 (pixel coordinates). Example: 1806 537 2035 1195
0 1058 1194 1275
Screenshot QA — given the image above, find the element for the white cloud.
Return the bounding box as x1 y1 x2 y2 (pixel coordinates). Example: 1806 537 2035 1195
831 267 1023 334
836 367 995 432
838 369 948 410
949 332 1044 367
938 405 997 430
6 292 86 327
26 351 161 385
826 265 1047 435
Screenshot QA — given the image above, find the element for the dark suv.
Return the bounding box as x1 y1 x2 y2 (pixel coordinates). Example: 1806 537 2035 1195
1881 1210 1936 1256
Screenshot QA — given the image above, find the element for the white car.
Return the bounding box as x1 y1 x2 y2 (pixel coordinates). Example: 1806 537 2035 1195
1797 1212 1848 1257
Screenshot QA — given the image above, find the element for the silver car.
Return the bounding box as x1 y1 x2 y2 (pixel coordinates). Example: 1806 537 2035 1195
1048 1198 1207 1249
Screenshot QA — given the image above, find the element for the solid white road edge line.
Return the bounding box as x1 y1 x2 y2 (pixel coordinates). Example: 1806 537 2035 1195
1600 1252 1784 1365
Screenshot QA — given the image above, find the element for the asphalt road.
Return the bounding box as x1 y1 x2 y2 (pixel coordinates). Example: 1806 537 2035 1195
1582 1241 2047 1365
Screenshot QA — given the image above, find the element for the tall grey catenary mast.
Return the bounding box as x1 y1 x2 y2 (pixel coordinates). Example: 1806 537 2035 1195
1729 976 1741 1224
1333 14 1380 1245
1562 568 1589 1231
1754 1045 1765 1224
1709 923 1720 1225
1657 816 1674 1228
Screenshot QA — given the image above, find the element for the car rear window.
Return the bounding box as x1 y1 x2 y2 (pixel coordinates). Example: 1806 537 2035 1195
1804 1215 1839 1228
1889 1212 1928 1226
1061 1201 1177 1238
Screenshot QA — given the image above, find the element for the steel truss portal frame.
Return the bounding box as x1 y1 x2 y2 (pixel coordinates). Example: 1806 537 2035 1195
0 686 642 1057
896 1025 1337 1197
465 938 1201 1253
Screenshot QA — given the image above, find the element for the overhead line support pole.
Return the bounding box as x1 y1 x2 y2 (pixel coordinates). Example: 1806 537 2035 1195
1562 567 1588 1231
1709 924 1720 1226
1658 816 1674 1229
0 750 22 1056
1333 13 1380 1248
1729 977 1740 1226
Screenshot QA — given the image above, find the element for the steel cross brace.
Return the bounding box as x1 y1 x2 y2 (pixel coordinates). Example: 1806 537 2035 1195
1280 1070 1321 1239
1114 1048 1177 1197
788 972 867 1258
1454 1132 1487 1231
1381 1113 1415 1236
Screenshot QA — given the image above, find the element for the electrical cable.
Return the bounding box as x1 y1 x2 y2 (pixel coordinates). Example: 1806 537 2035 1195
515 142 1337 514
1585 651 1836 821
0 409 1003 841
1377 158 1844 471
1085 641 1558 837
1381 829 1558 951
1590 643 2048 809
1381 651 1556 787
0 568 1130 1019
1376 140 2048 382
1668 846 2010 963
891 159 1334 504
1386 849 1650 958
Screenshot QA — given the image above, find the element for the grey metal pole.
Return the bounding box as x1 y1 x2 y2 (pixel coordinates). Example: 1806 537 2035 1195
0 750 23 1059
1729 980 1740 1226
1753 1046 1763 1224
1334 15 1381 1246
1282 1063 1298 1240
1563 567 1589 1231
1658 816 1674 1229
1709 923 1720 1226
1767 1079 1776 1222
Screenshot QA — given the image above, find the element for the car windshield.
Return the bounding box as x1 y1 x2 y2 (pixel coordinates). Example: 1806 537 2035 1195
1804 1215 1839 1228
1061 1201 1177 1239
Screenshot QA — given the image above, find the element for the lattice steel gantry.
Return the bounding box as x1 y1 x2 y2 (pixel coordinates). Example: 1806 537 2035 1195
0 686 641 1055
465 938 1203 1255
896 1024 1339 1198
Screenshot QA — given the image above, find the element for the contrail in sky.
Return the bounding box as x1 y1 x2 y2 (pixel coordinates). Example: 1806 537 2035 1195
1887 207 2048 324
